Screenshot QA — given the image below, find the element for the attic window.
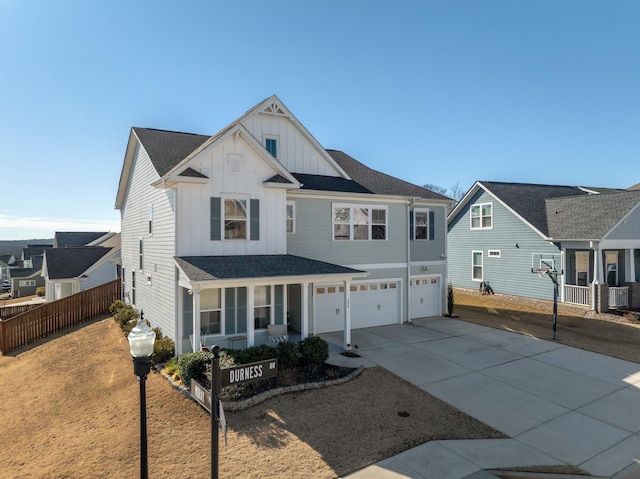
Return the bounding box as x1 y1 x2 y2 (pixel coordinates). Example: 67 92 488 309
265 138 278 158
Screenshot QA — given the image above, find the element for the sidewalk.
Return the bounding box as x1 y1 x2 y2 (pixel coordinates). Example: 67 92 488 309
323 317 640 479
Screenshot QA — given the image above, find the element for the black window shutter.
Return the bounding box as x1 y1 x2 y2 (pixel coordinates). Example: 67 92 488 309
409 208 414 241
210 197 221 240
429 211 435 241
250 199 260 240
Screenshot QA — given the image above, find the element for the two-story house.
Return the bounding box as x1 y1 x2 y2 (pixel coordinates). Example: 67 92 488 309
448 181 640 312
115 96 451 354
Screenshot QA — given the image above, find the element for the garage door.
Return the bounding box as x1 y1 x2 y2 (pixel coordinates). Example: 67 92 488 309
410 276 441 319
314 281 401 334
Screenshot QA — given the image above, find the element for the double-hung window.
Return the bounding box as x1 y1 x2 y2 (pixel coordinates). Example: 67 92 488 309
414 208 429 240
472 251 483 281
224 199 247 239
211 197 260 241
333 204 387 241
286 201 295 233
254 285 271 330
200 289 221 335
471 203 492 229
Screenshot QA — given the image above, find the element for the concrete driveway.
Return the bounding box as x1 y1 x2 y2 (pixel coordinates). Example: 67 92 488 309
321 316 640 479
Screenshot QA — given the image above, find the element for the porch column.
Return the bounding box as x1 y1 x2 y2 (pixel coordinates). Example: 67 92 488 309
343 279 351 351
560 246 566 303
301 282 309 339
629 249 636 283
591 241 601 311
247 285 255 347
192 289 200 352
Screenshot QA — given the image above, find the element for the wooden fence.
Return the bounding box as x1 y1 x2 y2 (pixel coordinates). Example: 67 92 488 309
0 279 121 355
0 303 41 320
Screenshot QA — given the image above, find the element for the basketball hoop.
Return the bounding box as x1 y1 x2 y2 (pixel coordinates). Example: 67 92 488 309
532 268 550 279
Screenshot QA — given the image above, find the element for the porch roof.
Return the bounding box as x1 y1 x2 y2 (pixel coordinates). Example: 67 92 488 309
174 254 366 282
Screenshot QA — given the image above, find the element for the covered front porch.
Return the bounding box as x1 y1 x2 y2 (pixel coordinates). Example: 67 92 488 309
561 244 640 312
174 254 367 354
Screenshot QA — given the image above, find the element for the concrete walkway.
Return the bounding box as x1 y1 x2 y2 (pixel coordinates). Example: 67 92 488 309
321 316 640 479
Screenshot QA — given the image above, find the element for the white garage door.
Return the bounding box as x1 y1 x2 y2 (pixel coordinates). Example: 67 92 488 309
410 276 441 320
314 281 401 334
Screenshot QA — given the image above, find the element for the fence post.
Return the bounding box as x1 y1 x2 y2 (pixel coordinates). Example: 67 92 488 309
0 319 4 355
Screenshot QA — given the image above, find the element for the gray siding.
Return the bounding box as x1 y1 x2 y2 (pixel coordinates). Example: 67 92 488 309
448 189 560 301
608 203 640 240
121 143 178 339
410 205 447 262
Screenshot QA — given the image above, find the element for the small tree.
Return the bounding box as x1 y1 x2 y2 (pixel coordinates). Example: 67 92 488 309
447 283 455 317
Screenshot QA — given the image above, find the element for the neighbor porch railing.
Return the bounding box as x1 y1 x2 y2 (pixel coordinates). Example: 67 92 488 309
564 284 590 307
609 287 629 308
0 279 121 355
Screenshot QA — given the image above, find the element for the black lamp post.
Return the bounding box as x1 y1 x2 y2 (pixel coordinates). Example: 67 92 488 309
127 311 156 479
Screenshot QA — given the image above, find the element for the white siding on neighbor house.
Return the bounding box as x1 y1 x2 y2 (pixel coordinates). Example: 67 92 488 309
448 189 560 301
80 262 117 291
241 113 340 176
121 142 178 340
175 135 288 257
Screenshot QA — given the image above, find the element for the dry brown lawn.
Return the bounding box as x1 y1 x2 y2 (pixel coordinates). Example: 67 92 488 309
2 290 639 478
0 316 502 479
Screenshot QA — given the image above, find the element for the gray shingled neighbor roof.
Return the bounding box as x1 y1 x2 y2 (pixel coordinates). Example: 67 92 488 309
291 173 372 194
45 247 112 280
54 232 109 248
327 150 451 200
132 128 210 177
175 255 364 282
546 190 640 240
480 181 591 236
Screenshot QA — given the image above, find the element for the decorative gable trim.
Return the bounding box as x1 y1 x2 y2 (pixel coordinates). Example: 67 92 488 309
259 99 288 117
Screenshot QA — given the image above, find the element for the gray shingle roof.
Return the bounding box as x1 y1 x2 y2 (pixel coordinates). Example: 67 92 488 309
175 255 364 282
480 181 590 236
327 150 451 201
54 232 109 248
133 128 210 177
292 173 372 194
546 190 640 240
45 247 112 280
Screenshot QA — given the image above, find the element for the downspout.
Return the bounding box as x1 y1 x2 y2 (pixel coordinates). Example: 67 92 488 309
407 198 417 324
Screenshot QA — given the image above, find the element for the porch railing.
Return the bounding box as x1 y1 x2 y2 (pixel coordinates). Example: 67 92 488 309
564 284 590 307
609 287 629 308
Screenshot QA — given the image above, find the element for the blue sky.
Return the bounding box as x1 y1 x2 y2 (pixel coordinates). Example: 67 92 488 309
1 0 638 240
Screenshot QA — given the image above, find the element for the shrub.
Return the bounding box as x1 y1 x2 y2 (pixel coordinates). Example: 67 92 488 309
177 351 212 386
299 336 329 370
113 304 140 330
35 287 45 297
228 344 277 365
153 336 175 365
276 341 300 368
163 358 179 380
109 300 127 317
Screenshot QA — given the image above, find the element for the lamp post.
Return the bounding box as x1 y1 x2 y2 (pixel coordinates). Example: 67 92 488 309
127 311 156 479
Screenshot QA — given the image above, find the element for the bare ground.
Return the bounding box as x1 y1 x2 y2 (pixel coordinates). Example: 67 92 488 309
2 290 639 478
0 316 502 479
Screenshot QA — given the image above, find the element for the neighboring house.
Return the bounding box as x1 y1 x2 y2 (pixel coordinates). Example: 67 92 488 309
42 233 121 301
448 181 640 312
10 254 45 298
19 244 52 267
0 254 16 283
115 95 451 354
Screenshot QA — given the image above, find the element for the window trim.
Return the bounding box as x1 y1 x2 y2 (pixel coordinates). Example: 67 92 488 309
487 249 501 258
148 204 153 235
605 251 618 286
413 207 430 241
332 203 388 241
200 288 222 336
470 202 493 230
286 201 295 234
576 251 590 286
254 285 272 330
264 135 279 159
223 196 249 240
472 250 483 282
139 238 143 271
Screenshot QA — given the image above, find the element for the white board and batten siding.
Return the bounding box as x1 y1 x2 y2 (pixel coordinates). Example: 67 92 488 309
241 113 341 177
121 142 179 340
175 134 289 257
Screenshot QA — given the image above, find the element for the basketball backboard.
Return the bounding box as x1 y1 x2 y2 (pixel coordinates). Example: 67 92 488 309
531 253 563 275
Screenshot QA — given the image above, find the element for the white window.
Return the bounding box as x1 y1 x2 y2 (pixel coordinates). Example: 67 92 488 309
471 203 492 229
332 204 387 241
488 250 501 258
286 201 295 233
224 199 247 239
254 285 271 330
576 251 589 286
605 251 618 286
139 239 143 271
200 289 221 335
414 208 429 240
18 280 36 287
146 274 152 286
472 251 483 281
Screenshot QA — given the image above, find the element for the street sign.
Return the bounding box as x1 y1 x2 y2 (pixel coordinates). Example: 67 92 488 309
220 358 278 387
191 378 212 413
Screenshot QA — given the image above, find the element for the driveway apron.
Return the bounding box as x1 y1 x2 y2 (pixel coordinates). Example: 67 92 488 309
323 317 640 479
